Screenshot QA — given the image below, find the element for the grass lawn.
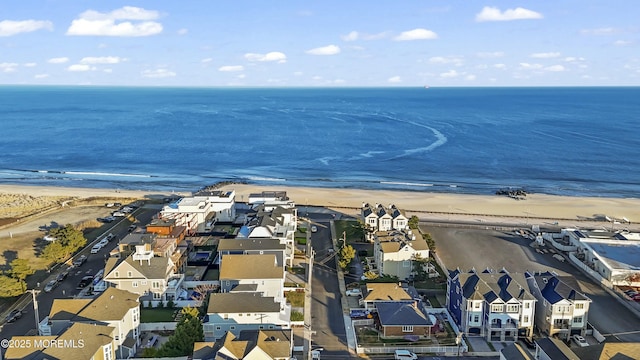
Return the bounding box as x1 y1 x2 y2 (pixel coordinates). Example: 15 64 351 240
140 308 176 323
284 290 305 307
334 220 365 244
356 327 437 346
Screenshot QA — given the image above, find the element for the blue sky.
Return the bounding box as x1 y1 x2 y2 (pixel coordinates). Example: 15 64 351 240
1 1 638 86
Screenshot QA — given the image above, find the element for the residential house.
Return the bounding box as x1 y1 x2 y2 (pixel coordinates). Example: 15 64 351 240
361 203 409 239
103 245 180 305
373 229 429 280
196 329 293 360
218 237 287 267
526 271 591 339
203 292 291 340
361 282 415 311
375 302 433 339
219 254 285 298
447 269 536 341
238 204 297 267
5 322 117 360
248 191 295 211
500 343 534 360
38 287 140 359
159 189 236 233
535 337 580 360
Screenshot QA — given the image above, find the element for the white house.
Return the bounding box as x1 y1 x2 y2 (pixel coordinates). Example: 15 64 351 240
203 292 291 340
373 229 429 280
362 203 409 236
219 254 285 299
447 269 536 341
526 271 591 339
238 205 297 267
160 190 236 232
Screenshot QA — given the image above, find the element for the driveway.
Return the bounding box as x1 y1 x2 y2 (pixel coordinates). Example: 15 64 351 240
428 225 640 342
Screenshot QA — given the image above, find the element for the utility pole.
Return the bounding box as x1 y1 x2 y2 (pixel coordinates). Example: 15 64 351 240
303 217 316 360
28 289 40 334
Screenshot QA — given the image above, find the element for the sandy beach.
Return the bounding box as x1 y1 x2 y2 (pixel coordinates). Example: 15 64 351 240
1 183 639 225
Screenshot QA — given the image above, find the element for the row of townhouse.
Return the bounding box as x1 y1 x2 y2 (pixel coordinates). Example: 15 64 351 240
362 203 409 238
447 268 592 342
7 287 141 360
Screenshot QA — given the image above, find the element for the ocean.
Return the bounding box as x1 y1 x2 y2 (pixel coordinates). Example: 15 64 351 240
1 86 639 198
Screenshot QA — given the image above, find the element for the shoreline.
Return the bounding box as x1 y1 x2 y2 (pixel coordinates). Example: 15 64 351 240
2 183 638 224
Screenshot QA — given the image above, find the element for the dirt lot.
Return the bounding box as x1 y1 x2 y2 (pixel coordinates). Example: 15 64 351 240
0 205 120 270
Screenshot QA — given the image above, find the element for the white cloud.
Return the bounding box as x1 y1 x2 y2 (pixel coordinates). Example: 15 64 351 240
306 45 340 55
218 65 244 72
48 57 70 64
0 20 53 37
67 6 162 37
493 63 507 69
98 43 108 48
429 56 463 66
530 52 560 58
201 58 213 63
614 40 633 46
244 52 287 63
564 57 585 62
519 63 543 70
177 28 188 35
333 79 346 84
236 74 246 79
440 70 459 78
0 62 19 72
477 51 504 58
341 31 359 42
580 27 617 35
103 68 113 73
23 62 37 67
34 74 49 79
388 76 402 83
67 64 96 72
312 75 322 80
394 28 438 41
476 7 543 22
80 56 125 64
141 68 176 78
465 74 477 81
545 65 565 72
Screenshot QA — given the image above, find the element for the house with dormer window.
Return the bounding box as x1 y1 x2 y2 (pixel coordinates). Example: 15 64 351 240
373 229 429 280
447 268 536 341
525 271 591 339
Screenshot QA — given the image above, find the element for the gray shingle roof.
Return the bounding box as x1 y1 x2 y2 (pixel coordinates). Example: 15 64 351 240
376 302 432 326
207 292 281 314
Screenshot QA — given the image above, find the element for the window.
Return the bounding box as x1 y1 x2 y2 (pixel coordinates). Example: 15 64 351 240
524 302 530 309
141 281 147 285
247 313 251 316
573 316 582 324
103 343 113 360
127 271 132 278
132 281 138 288
114 271 119 278
259 325 265 329
402 326 414 332
216 326 221 330
403 260 411 268
491 304 504 313
269 325 275 329
152 281 160 288
506 304 519 313
230 326 236 330
239 313 243 316
473 315 479 323
474 302 481 309
153 292 161 300
523 315 529 323
575 303 584 310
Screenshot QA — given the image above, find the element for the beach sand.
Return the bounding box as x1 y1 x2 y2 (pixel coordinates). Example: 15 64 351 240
1 183 639 225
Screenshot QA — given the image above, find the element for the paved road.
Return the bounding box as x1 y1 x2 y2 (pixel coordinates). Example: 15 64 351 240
307 211 353 359
429 225 640 342
0 204 160 340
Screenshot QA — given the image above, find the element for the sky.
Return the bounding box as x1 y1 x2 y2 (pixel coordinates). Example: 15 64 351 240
1 1 639 87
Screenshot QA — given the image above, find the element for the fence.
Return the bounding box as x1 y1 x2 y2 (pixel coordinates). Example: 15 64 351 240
140 322 177 331
357 344 465 355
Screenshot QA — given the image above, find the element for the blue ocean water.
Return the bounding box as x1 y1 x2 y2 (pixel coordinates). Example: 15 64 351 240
1 86 639 198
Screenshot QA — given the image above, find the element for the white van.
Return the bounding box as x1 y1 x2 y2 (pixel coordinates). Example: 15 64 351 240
394 349 418 360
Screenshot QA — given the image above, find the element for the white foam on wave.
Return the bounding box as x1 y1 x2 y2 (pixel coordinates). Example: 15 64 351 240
317 156 339 166
381 181 434 187
402 126 448 156
64 171 152 178
245 176 286 182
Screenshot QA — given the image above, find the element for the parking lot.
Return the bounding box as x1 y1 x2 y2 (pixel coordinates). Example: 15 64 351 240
427 225 640 342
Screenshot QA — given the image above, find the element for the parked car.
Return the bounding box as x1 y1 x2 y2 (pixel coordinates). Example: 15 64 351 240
43 280 58 293
77 275 94 289
112 211 126 217
572 334 589 347
72 255 87 267
43 235 57 241
90 243 103 254
105 233 116 241
5 309 22 323
311 226 318 233
346 288 362 297
128 225 137 232
98 238 109 247
394 349 418 360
